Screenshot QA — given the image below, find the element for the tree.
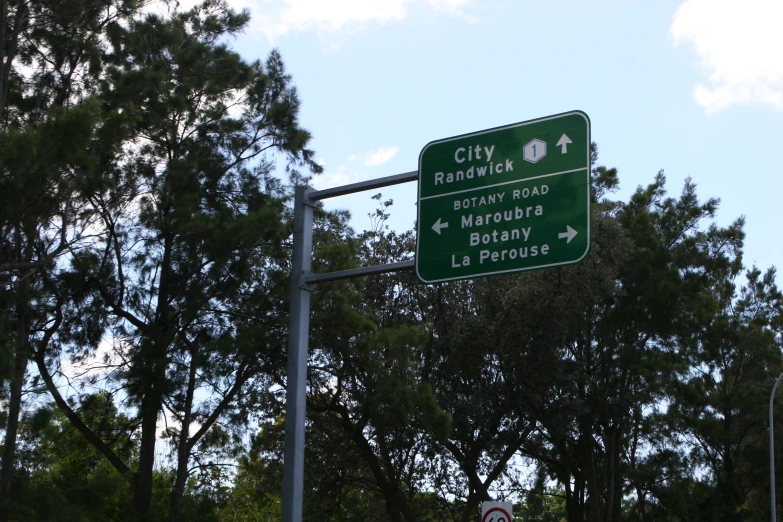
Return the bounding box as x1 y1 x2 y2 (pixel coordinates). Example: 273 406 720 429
29 1 321 519
523 168 767 522
12 392 136 521
1 1 143 514
298 198 448 522
666 266 783 521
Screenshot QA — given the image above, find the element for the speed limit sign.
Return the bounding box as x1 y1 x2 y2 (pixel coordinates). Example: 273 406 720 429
481 501 513 522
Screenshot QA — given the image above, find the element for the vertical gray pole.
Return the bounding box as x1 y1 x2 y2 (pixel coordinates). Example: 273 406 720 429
282 186 313 522
771 372 783 522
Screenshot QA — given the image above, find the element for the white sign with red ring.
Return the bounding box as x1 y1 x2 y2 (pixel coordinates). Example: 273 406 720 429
481 501 513 522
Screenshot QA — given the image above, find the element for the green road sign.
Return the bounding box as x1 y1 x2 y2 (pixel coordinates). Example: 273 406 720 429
415 111 591 284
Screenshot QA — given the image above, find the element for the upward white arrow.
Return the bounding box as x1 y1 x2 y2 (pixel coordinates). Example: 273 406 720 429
556 133 572 154
432 218 449 235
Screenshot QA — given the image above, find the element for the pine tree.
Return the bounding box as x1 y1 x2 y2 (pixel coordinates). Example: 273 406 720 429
25 1 320 519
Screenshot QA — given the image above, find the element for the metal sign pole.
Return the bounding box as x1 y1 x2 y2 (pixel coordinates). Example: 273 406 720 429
282 186 313 522
281 171 417 521
771 371 783 522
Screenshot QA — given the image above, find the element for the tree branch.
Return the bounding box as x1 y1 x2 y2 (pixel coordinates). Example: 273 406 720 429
186 363 255 451
33 337 133 481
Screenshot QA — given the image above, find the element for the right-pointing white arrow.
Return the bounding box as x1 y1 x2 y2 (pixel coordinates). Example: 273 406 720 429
556 133 572 154
432 217 449 235
558 225 577 243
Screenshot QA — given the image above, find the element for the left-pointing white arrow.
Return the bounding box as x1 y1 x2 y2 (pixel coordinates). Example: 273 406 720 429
556 133 572 154
432 218 449 235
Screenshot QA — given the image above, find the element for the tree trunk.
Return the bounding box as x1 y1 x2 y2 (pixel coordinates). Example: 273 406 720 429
0 226 31 518
133 388 161 518
575 472 586 522
132 340 168 518
461 484 492 522
564 478 575 522
459 463 491 522
0 0 27 122
636 485 648 522
605 424 616 522
0 318 28 517
461 491 476 522
605 420 623 522
565 471 585 522
384 495 406 522
629 406 644 522
134 234 173 518
611 434 623 522
345 419 420 522
390 489 420 522
169 346 198 522
582 433 602 522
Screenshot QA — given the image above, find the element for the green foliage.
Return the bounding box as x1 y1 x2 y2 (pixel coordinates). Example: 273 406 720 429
518 484 567 522
2 2 781 522
3 0 321 520
287 153 782 522
11 393 134 521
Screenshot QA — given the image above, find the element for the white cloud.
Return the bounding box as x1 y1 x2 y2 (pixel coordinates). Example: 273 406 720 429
363 146 399 166
671 0 783 112
255 0 473 40
143 0 475 44
426 0 471 12
311 165 353 190
256 0 405 40
346 146 399 166
312 145 399 189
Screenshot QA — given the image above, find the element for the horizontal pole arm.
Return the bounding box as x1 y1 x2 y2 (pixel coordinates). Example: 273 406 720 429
308 170 418 201
305 260 414 284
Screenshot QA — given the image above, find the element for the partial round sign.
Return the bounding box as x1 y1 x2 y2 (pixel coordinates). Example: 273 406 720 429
481 506 511 522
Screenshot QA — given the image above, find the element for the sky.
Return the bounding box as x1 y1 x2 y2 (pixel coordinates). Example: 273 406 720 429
208 0 781 280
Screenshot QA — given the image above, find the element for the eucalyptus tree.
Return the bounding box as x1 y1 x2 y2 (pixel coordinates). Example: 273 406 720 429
433 209 628 521
28 1 321 519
